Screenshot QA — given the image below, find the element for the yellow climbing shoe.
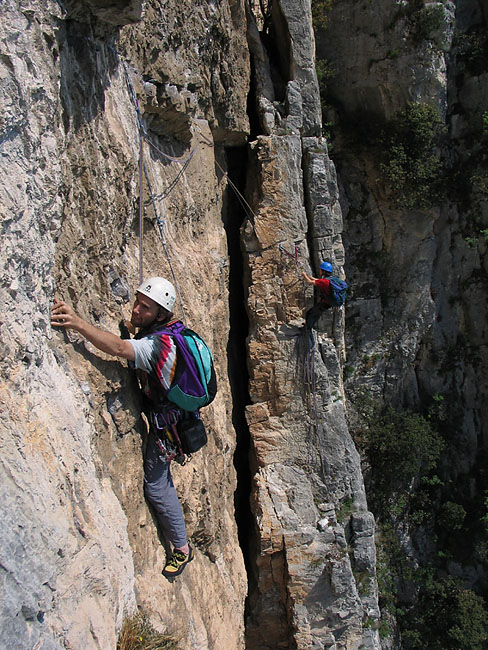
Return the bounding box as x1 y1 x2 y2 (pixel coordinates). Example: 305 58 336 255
162 545 194 577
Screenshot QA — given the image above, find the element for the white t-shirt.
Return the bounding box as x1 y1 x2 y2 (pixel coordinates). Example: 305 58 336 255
127 333 177 392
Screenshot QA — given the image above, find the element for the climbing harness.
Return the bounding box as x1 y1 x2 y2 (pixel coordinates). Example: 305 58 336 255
151 408 208 464
151 409 187 465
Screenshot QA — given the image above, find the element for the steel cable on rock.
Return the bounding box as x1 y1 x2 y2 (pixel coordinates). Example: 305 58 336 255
118 53 263 324
142 160 187 323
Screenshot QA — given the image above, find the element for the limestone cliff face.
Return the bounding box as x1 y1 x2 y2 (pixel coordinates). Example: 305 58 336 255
1 1 380 650
242 4 380 640
318 0 487 509
1 1 248 648
242 130 379 649
315 0 488 637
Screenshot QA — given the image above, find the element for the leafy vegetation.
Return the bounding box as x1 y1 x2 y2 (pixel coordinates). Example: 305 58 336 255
311 0 333 31
399 576 488 650
379 102 446 209
409 3 446 46
315 57 336 142
482 491 488 534
465 228 488 249
117 613 179 650
453 29 488 77
353 397 444 512
337 496 354 523
351 392 488 647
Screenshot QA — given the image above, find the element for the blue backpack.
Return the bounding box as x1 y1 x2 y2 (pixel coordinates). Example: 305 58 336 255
327 276 348 306
155 321 217 411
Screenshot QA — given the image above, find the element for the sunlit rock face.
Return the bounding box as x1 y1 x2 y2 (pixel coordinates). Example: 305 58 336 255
242 3 380 648
1 1 248 648
1 0 386 648
242 133 379 650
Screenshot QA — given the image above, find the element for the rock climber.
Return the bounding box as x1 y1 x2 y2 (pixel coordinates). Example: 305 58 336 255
51 277 193 578
301 260 334 331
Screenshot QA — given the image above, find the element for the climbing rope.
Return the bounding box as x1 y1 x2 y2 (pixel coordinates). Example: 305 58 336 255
117 57 192 316
117 55 261 321
194 124 258 225
118 49 334 481
300 328 331 479
279 243 300 265
138 133 144 283
144 135 201 165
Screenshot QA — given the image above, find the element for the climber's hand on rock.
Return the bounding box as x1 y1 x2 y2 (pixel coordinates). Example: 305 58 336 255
51 298 82 330
301 270 315 285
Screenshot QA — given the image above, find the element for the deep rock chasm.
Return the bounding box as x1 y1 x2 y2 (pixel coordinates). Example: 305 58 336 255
1 0 487 649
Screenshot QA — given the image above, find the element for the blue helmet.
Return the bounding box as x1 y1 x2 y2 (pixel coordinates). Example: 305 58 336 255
320 261 333 273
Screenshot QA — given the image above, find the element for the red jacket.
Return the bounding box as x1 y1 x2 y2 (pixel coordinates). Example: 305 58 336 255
315 278 331 300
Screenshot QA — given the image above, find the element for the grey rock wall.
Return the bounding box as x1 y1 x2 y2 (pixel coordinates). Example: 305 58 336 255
1 0 383 649
1 1 249 648
242 134 380 648
315 0 488 640
318 0 487 460
242 4 380 648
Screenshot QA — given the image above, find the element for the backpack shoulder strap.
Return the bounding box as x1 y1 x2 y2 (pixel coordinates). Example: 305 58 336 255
151 320 185 338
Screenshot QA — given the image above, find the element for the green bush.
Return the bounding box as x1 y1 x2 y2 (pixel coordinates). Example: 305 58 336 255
400 576 488 650
437 501 466 531
410 4 445 45
454 30 488 76
311 0 333 31
481 491 488 534
315 57 336 142
316 58 335 86
354 391 488 650
363 405 444 505
380 102 446 209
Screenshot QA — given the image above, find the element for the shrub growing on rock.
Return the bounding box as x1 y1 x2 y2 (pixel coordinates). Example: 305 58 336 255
380 102 446 209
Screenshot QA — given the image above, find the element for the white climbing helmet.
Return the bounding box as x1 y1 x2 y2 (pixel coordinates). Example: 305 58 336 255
136 277 176 312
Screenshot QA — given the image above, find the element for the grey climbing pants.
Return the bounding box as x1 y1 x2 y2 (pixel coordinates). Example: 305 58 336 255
143 430 187 548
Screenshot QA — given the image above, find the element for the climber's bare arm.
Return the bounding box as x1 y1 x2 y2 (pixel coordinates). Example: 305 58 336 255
51 299 135 361
301 270 318 285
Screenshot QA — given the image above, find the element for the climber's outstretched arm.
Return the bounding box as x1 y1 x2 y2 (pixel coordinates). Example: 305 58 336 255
51 298 135 361
301 270 318 285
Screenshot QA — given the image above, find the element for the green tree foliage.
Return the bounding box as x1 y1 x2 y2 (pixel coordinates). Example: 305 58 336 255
353 392 488 648
400 576 488 650
454 29 488 77
380 102 446 209
315 58 336 141
437 500 466 531
311 0 333 31
409 3 446 46
361 404 444 508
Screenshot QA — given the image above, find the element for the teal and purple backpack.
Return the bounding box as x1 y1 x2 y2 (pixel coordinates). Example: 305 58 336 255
155 321 217 411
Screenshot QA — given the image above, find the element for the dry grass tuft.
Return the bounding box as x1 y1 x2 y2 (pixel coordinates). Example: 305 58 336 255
117 613 180 650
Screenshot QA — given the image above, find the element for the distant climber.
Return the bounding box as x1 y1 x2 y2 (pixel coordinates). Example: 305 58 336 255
301 261 348 331
51 277 194 579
